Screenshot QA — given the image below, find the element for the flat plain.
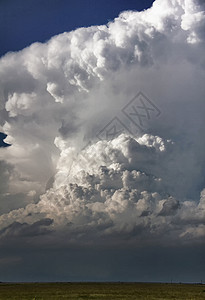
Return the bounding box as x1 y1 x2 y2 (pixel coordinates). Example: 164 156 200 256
0 282 204 300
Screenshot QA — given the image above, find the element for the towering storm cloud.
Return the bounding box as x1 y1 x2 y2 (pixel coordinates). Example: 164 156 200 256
0 0 205 278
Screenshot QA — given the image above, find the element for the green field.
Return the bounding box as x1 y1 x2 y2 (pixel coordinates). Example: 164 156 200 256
0 282 204 300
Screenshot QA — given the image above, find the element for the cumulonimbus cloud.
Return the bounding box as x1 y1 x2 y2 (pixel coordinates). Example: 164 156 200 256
0 0 205 246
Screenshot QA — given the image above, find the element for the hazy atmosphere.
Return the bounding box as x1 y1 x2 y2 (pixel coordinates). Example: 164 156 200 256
0 0 205 282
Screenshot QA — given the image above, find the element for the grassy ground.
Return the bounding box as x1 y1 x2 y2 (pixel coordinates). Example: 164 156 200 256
0 282 204 300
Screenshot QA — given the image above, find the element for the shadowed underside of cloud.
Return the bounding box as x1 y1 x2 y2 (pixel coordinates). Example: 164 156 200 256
0 0 205 249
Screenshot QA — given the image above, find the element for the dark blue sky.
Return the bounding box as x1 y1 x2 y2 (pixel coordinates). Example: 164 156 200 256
0 133 11 147
0 0 154 58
